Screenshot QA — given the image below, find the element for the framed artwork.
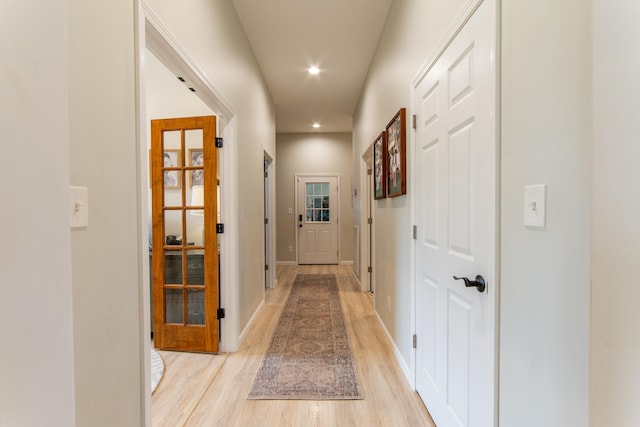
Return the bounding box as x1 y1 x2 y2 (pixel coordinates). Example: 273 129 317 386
373 131 387 200
386 108 407 197
162 149 181 190
188 148 204 187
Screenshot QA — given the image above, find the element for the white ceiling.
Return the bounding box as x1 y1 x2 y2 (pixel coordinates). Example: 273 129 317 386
232 0 393 134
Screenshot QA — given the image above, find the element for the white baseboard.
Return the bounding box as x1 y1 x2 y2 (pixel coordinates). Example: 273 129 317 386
238 299 265 345
374 310 413 388
351 270 363 289
339 260 353 266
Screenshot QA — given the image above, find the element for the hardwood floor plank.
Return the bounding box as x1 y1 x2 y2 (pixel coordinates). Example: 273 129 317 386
151 351 227 426
152 265 434 426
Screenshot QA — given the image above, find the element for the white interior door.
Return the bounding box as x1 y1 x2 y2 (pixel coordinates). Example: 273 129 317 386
297 175 339 264
414 1 497 426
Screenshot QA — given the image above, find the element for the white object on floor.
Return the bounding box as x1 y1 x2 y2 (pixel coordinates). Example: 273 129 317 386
150 348 164 394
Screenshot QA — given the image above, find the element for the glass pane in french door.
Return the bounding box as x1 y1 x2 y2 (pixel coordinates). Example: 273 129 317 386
187 289 205 325
165 288 183 324
162 130 182 194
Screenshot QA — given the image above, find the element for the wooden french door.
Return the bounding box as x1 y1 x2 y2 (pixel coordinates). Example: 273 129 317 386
151 116 219 353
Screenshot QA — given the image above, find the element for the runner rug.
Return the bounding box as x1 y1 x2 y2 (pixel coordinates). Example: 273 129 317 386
248 274 363 400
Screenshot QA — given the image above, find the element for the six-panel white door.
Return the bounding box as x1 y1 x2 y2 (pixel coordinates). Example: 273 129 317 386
413 1 497 426
297 175 339 264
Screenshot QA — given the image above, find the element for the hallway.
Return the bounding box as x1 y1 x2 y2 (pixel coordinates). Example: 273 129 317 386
152 265 434 426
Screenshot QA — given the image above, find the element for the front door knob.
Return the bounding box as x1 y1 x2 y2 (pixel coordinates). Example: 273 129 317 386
453 275 486 293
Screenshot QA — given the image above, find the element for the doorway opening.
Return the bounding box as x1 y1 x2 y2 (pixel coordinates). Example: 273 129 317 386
137 6 241 420
264 151 276 288
361 147 374 294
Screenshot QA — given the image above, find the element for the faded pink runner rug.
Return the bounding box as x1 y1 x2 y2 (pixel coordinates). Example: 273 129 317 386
248 274 362 400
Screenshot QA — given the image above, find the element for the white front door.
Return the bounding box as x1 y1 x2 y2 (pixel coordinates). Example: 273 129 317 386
413 1 497 426
297 175 339 264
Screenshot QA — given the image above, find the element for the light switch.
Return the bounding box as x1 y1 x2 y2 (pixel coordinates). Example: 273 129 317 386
288 207 293 215
524 184 546 228
70 186 89 229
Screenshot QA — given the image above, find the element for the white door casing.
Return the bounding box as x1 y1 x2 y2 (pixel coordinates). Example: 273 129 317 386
413 1 497 426
297 175 339 264
143 4 241 356
263 152 276 288
361 147 374 293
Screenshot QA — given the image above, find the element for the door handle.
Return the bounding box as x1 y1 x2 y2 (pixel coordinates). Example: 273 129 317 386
299 214 303 222
453 275 486 293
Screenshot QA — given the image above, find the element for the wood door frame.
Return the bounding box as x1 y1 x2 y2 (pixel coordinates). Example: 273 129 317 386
409 0 499 421
294 173 341 265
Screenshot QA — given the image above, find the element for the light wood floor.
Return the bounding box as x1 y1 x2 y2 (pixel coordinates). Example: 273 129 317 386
152 265 435 426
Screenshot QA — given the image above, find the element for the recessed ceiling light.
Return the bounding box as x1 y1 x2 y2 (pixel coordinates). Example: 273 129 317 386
312 123 321 128
308 66 320 75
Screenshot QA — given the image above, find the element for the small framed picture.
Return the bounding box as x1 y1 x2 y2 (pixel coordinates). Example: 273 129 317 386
162 149 181 189
386 108 407 197
188 148 204 187
373 131 387 200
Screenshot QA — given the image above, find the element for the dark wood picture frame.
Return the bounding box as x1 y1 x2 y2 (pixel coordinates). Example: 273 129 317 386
386 108 407 197
373 131 387 200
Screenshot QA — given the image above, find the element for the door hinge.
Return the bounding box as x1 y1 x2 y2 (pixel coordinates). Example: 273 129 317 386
264 218 269 225
368 266 372 273
264 171 268 178
217 308 226 319
412 225 417 240
368 218 373 225
216 223 224 234
413 334 417 349
367 168 372 176
412 114 417 130
215 137 223 148
265 264 269 271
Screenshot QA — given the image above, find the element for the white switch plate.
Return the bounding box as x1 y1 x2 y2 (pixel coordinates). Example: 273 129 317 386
288 207 293 215
70 186 89 229
524 184 546 228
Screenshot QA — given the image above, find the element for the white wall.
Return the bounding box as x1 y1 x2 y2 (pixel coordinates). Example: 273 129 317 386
2 0 274 423
591 1 640 424
146 49 215 120
0 1 76 425
275 133 354 264
66 0 145 425
355 0 592 424
352 0 466 373
500 1 591 425
144 0 276 334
